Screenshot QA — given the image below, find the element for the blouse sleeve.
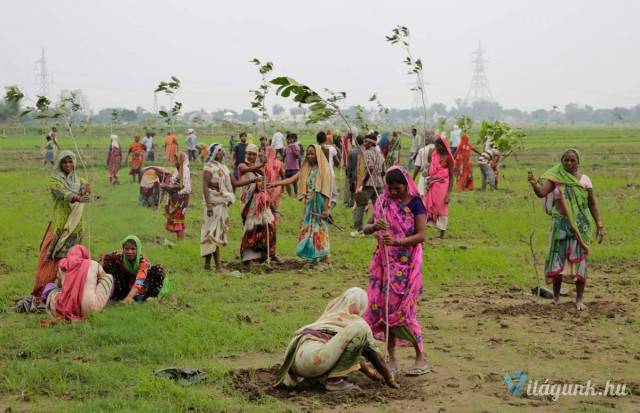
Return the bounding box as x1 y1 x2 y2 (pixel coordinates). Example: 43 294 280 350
409 197 427 216
580 175 593 189
51 177 77 203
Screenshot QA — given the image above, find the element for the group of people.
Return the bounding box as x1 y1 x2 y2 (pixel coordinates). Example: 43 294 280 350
29 126 604 394
29 150 166 324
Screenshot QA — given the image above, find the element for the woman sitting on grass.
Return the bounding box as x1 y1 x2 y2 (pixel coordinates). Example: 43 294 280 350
528 148 604 310
41 245 114 321
275 287 398 393
101 235 165 303
363 166 429 376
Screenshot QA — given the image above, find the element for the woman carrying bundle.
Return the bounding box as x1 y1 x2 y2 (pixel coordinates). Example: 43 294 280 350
269 144 332 267
528 148 604 310
363 166 429 376
138 166 176 207
238 144 277 264
33 150 91 301
275 287 398 392
41 245 113 321
101 235 165 303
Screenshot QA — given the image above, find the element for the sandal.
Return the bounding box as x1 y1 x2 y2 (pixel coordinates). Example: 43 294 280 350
405 366 431 376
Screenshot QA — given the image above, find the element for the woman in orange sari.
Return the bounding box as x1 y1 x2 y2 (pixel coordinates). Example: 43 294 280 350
127 134 146 183
164 131 178 163
454 132 475 191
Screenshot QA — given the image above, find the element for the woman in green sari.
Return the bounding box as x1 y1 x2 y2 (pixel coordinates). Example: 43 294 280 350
275 287 398 393
528 149 604 310
33 150 91 301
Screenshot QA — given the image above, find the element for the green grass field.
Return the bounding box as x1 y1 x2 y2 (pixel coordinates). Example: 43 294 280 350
0 127 638 412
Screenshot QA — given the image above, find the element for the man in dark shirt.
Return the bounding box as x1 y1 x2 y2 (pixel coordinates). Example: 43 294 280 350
232 132 248 179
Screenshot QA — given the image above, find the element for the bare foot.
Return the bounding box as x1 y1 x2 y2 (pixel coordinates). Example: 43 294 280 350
325 379 360 393
576 300 587 311
387 357 398 372
553 297 560 305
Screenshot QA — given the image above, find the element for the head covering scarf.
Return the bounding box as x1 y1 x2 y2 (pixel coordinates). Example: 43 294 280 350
55 245 91 321
206 143 222 164
297 144 332 200
110 134 120 149
245 144 259 163
381 165 421 200
434 134 454 162
295 287 371 334
52 150 82 194
541 148 592 249
121 235 142 275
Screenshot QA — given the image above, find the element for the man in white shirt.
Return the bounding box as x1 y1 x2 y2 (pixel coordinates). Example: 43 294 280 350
412 133 435 196
142 132 155 161
272 129 285 158
450 124 461 157
186 129 197 161
407 128 421 170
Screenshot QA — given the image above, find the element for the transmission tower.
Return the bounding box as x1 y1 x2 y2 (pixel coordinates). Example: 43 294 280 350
464 41 493 105
35 48 52 96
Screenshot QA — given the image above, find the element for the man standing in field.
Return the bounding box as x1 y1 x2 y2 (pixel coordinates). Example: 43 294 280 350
283 133 301 195
450 124 461 157
352 133 385 236
232 132 248 179
272 129 285 159
142 132 155 161
407 127 421 170
186 129 197 162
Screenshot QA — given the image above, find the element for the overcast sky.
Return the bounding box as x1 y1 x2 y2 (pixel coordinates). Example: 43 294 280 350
2 0 639 113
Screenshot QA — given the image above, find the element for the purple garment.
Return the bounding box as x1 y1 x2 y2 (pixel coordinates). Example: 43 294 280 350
284 144 300 170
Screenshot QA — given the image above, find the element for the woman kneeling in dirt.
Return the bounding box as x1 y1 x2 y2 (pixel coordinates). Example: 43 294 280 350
275 288 398 393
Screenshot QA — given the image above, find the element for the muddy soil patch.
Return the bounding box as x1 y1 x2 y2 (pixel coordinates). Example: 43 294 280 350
229 365 426 408
225 259 308 274
481 300 627 320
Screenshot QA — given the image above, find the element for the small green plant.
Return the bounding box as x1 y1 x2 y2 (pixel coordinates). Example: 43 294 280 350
155 76 182 132
478 120 525 162
386 25 427 130
456 115 473 133
249 58 274 133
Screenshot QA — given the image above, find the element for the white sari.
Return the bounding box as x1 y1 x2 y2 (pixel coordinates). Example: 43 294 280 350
200 161 235 256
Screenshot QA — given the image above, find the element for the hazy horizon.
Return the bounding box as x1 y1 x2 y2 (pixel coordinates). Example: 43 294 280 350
2 0 639 113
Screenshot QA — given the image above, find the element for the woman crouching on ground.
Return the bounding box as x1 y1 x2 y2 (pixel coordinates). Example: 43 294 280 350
275 287 398 393
528 148 604 310
101 235 165 303
41 245 114 322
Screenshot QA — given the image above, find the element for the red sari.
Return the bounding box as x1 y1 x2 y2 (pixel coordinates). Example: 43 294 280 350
454 133 475 191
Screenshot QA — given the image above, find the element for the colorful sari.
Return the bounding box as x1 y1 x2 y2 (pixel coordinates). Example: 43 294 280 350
165 134 178 163
364 166 425 351
296 144 332 261
139 166 176 207
129 142 146 174
239 145 276 262
165 154 191 235
424 136 453 230
454 133 475 191
33 150 86 300
276 288 380 387
541 163 594 284
107 136 121 178
264 147 284 211
201 144 235 256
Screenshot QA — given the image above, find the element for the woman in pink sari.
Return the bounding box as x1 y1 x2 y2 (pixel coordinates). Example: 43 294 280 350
424 135 454 240
41 245 114 322
264 147 285 223
363 166 429 376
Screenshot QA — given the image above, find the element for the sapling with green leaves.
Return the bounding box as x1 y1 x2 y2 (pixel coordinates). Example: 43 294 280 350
478 119 525 162
155 76 182 132
270 77 352 133
386 25 428 131
249 58 274 134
